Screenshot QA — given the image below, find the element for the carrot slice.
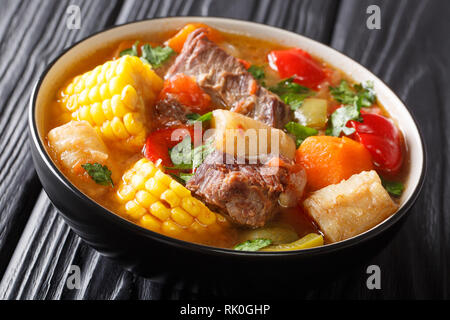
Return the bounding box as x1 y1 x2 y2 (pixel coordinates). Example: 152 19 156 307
165 23 222 53
296 136 373 191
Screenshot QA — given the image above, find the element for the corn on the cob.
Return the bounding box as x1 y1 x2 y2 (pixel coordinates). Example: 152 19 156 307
58 56 163 150
117 158 230 241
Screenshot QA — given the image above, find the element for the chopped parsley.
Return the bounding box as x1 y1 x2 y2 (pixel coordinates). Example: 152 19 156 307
81 163 114 187
326 104 362 137
186 112 212 124
269 78 314 110
285 122 318 147
234 238 272 251
329 80 376 109
168 136 215 171
120 41 175 68
140 44 175 68
248 65 265 80
119 41 139 57
381 178 404 197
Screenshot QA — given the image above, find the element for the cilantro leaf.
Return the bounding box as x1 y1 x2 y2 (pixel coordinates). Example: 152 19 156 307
140 44 175 68
186 112 212 124
285 122 318 147
354 82 376 108
81 163 114 187
169 136 193 169
381 178 404 197
248 65 265 80
119 41 139 57
179 173 194 183
269 78 314 110
326 104 361 137
329 80 376 109
168 172 194 185
168 137 215 171
192 138 214 170
234 238 272 251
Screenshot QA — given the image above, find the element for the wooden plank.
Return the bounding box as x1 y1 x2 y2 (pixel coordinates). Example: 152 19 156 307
0 0 122 277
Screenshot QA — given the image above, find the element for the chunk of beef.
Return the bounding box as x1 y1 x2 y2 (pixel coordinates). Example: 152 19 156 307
166 28 292 129
186 151 306 228
153 98 189 128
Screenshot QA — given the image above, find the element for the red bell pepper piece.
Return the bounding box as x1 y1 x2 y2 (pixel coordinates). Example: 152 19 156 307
268 48 327 90
348 114 403 175
144 125 195 167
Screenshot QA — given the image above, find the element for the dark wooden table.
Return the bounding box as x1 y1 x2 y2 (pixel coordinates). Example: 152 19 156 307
0 0 449 300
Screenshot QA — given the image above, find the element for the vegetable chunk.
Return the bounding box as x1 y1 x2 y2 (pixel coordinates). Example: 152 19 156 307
303 170 398 243
47 121 113 197
212 109 296 160
48 121 109 172
296 135 373 191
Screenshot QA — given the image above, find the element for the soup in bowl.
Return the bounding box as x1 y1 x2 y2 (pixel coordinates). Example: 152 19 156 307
29 17 425 275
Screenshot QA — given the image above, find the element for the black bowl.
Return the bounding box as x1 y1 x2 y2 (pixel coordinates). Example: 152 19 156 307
28 18 426 287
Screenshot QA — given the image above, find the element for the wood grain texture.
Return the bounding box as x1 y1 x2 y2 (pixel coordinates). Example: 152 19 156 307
0 0 122 278
0 0 449 299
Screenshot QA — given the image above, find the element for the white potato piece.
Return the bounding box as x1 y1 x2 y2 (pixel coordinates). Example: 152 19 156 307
303 170 398 243
211 109 296 160
48 120 109 171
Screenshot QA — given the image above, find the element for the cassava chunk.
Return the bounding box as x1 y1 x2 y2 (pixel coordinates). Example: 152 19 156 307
303 170 398 243
47 121 112 197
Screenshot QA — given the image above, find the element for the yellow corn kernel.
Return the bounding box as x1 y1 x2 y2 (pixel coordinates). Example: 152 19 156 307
135 190 157 208
125 200 147 220
169 180 191 198
150 201 171 221
110 117 129 139
66 95 78 111
154 170 172 186
181 197 202 217
145 178 166 198
123 113 144 135
85 71 98 88
99 83 110 100
197 208 216 225
121 85 139 110
77 106 94 125
130 174 146 190
138 161 157 178
110 95 128 118
171 207 194 227
90 102 106 126
161 189 181 208
140 214 161 231
100 121 115 140
162 220 183 236
109 76 124 96
73 77 85 94
102 99 114 120
88 86 101 103
64 83 75 96
117 184 136 203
